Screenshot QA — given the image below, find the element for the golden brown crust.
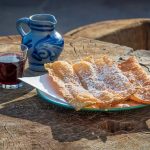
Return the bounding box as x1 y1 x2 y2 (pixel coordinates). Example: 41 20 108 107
119 57 150 104
119 57 150 86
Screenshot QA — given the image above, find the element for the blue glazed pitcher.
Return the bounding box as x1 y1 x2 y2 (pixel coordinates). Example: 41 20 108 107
16 14 64 71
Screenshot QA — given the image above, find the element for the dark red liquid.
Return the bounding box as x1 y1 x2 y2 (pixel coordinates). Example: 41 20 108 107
0 53 25 85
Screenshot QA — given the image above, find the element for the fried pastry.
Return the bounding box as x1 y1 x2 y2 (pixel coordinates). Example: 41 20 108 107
73 61 115 105
73 58 135 106
119 57 150 104
119 57 150 86
45 56 149 110
45 61 104 110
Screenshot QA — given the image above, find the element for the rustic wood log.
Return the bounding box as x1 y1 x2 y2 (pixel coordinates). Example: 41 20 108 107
0 35 149 150
65 18 150 50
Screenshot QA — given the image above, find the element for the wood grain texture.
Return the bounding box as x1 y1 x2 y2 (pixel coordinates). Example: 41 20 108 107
65 18 150 50
0 35 149 150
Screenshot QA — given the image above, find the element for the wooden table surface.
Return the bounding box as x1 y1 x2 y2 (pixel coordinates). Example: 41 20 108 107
0 35 150 150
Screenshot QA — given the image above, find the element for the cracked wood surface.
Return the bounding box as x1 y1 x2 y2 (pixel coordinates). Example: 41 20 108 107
0 35 150 150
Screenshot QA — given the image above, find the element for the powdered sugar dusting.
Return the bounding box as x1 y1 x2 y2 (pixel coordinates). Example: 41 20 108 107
45 56 149 110
97 64 133 91
73 59 135 103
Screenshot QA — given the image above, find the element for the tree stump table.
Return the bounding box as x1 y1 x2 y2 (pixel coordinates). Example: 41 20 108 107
0 33 150 149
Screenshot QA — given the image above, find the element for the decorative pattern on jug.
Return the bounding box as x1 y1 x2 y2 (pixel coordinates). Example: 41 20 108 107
16 14 64 72
32 35 64 62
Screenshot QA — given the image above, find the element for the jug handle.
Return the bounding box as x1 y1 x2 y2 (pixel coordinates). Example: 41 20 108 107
16 17 30 37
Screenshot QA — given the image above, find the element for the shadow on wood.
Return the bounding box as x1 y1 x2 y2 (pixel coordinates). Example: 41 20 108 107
0 93 149 142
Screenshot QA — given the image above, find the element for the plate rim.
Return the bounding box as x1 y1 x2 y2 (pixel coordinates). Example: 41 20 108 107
36 89 148 112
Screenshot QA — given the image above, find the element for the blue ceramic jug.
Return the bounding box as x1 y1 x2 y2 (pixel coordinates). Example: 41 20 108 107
16 14 64 71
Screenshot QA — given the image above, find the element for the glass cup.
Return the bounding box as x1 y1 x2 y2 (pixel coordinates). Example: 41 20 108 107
0 43 28 89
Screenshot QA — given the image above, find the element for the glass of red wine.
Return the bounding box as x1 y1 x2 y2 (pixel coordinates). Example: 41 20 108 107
0 43 28 89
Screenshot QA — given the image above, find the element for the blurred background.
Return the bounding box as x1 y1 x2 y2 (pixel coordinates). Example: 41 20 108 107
0 0 150 36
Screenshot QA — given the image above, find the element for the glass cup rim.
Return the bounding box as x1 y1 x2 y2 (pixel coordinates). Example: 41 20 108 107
0 43 28 89
0 43 28 53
